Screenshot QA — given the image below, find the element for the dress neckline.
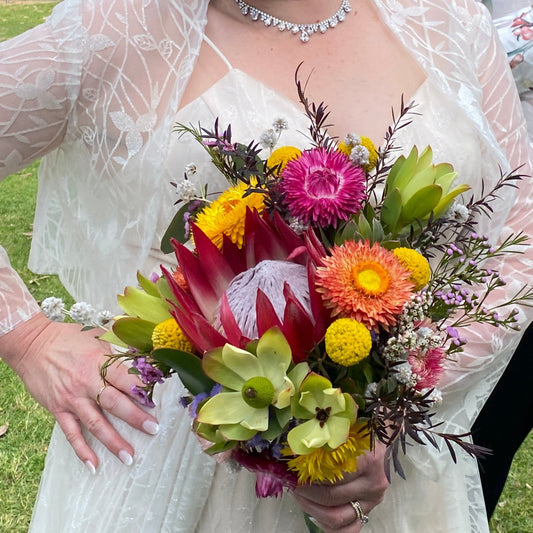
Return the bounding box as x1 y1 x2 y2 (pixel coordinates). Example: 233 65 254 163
177 66 430 126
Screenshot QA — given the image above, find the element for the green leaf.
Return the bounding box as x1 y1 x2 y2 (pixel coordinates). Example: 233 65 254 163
99 329 129 349
204 440 238 456
433 168 457 192
412 145 433 174
112 317 155 352
156 277 177 305
400 184 442 225
160 199 207 253
117 286 172 323
336 218 359 244
219 423 257 441
161 205 190 253
356 212 373 241
401 165 437 202
136 271 160 297
371 218 386 242
152 348 216 396
433 184 471 219
381 187 403 232
388 146 419 190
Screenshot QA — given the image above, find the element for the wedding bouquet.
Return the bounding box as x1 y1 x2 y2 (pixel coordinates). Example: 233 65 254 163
96 75 533 499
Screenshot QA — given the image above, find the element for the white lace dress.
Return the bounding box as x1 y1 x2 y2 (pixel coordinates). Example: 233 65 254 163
1 1 533 532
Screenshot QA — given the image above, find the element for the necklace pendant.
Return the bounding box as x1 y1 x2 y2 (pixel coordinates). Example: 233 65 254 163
300 31 310 43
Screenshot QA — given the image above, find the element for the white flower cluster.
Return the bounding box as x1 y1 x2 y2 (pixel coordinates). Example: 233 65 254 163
448 201 470 223
40 297 113 328
382 330 418 362
259 117 289 151
392 362 418 387
396 292 433 330
40 297 65 322
259 128 278 150
344 133 370 166
175 177 198 202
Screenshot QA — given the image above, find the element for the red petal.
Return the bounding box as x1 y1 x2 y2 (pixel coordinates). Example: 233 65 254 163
170 306 227 354
281 283 315 363
255 289 283 337
218 292 247 346
171 239 219 319
190 226 237 295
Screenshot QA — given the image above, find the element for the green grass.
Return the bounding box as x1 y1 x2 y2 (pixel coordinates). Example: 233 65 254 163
0 2 531 532
0 2 57 40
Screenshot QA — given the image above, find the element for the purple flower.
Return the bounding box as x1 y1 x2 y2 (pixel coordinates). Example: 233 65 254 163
132 357 165 385
131 385 155 408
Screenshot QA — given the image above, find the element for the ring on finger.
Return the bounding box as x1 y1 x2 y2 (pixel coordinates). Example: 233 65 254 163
350 500 369 525
95 383 107 407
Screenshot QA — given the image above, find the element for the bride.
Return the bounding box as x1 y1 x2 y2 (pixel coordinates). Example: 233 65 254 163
1 0 532 531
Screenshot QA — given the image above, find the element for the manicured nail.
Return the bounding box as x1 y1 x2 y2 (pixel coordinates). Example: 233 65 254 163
118 450 133 466
85 460 96 475
142 420 159 435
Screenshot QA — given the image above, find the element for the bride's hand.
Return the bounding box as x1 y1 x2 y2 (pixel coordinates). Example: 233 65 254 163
0 312 159 470
292 442 389 532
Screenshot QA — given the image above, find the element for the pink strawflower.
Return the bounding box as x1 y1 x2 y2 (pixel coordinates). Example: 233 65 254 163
408 345 446 391
279 147 366 228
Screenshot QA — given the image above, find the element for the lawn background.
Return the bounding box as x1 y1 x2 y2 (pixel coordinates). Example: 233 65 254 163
0 3 531 532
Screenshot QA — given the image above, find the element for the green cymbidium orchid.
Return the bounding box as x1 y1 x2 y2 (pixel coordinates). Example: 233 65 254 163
288 373 357 455
197 327 309 441
381 145 470 235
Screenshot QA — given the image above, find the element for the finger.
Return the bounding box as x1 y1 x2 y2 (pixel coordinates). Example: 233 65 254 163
102 357 144 394
74 400 136 465
97 384 159 435
55 411 99 471
294 493 364 533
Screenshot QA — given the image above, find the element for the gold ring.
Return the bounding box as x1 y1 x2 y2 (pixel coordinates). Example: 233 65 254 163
350 500 369 524
96 384 107 407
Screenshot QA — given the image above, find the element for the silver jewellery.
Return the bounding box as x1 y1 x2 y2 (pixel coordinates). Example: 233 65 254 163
233 0 352 43
350 500 369 525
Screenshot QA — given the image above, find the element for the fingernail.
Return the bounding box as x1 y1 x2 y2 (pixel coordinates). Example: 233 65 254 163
118 450 133 466
142 420 159 435
85 460 96 475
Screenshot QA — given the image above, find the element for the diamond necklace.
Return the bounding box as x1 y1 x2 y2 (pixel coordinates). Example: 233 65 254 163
233 0 352 43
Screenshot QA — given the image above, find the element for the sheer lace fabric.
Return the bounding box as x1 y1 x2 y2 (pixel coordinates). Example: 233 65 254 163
0 0 531 531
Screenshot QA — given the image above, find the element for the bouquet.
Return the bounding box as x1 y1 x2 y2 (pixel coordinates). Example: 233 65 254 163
95 73 533 505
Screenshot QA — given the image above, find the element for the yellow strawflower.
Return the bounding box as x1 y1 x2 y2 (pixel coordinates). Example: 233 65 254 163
152 318 193 351
285 422 371 484
267 146 302 175
392 247 431 291
195 181 266 249
325 318 372 366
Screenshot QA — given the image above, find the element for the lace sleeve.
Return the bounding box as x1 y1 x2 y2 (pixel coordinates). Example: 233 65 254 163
442 2 533 400
0 0 84 335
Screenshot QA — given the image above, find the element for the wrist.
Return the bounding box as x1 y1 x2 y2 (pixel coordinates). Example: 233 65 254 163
0 312 52 378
